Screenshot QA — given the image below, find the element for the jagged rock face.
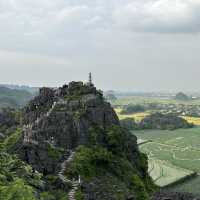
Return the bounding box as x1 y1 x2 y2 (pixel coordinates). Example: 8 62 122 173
152 191 200 200
23 87 56 125
31 94 119 149
81 176 136 200
20 82 119 173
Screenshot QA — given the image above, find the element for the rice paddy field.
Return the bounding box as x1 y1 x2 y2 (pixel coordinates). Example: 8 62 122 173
134 128 200 195
113 96 200 195
148 158 194 187
114 108 149 122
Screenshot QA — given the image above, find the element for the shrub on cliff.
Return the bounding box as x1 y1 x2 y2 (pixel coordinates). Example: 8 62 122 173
120 118 139 130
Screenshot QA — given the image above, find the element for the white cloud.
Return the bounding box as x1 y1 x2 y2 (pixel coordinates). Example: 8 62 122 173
0 0 199 57
1 0 200 90
56 5 89 24
112 0 200 33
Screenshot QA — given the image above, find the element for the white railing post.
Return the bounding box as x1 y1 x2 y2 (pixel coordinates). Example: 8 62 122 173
78 175 81 184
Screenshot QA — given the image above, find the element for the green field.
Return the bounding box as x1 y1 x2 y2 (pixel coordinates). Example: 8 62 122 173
113 96 200 126
134 127 200 193
148 158 194 187
165 175 200 196
135 128 200 172
113 96 200 194
112 96 200 106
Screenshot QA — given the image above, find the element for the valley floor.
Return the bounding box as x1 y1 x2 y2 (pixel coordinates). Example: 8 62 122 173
134 127 200 196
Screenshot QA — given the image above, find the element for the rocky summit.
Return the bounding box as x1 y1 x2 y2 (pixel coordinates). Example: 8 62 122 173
20 82 119 173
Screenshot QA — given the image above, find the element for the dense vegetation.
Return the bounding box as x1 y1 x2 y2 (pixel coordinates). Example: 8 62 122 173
0 120 68 200
0 108 21 140
120 118 138 130
120 113 193 130
139 113 193 130
120 104 145 114
0 122 154 200
0 152 39 200
0 148 69 200
64 125 155 200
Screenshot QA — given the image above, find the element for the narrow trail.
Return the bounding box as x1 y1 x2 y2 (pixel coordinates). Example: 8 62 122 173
58 151 80 200
23 101 81 199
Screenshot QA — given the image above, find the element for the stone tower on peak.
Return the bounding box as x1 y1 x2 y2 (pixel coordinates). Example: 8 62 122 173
88 72 93 86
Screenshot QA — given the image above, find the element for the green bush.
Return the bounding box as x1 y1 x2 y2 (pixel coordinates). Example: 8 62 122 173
0 178 36 200
2 128 22 151
88 125 105 145
40 192 55 200
131 175 149 200
0 152 44 200
69 146 113 179
75 189 84 200
47 144 62 160
105 125 129 154
121 104 145 114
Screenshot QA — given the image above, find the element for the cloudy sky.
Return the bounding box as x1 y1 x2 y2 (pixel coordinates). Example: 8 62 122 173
1 0 200 91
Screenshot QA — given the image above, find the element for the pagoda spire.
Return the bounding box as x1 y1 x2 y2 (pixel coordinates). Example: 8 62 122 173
88 72 93 86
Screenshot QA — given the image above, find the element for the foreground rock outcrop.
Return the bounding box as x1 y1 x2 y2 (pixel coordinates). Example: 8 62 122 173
8 81 197 200
152 191 200 200
14 81 154 199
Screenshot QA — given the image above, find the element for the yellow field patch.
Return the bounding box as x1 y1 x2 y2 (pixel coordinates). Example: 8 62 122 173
114 108 149 122
182 116 200 126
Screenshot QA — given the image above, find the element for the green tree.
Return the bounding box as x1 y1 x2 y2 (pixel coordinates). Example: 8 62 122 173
0 178 36 200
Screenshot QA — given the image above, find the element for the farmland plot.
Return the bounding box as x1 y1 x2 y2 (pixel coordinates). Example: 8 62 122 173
135 127 200 190
148 158 194 187
135 128 200 172
114 108 149 122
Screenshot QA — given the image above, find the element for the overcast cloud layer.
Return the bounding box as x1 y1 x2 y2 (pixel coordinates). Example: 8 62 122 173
1 0 200 91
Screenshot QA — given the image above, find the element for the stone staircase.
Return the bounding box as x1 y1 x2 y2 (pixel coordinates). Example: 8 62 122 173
58 151 80 200
46 101 57 117
23 101 57 145
23 101 81 199
68 181 79 200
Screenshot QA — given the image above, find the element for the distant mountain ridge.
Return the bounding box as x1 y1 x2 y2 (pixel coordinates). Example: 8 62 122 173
0 84 39 94
0 86 35 109
175 92 190 101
